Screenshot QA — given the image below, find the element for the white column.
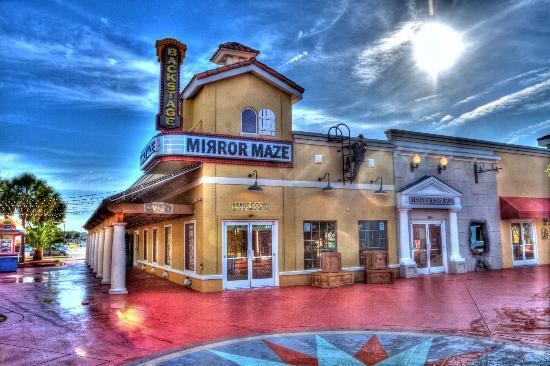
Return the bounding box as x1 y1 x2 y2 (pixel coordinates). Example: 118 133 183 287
92 232 98 273
448 209 466 273
398 208 417 278
110 223 128 295
101 226 114 284
85 235 89 266
398 209 414 264
96 228 105 279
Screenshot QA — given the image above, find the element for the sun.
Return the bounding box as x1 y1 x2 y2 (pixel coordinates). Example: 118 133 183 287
413 22 464 78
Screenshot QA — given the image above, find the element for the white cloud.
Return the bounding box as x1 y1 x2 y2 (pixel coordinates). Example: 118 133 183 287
440 114 453 122
437 79 550 130
354 21 419 85
503 119 550 144
284 51 308 66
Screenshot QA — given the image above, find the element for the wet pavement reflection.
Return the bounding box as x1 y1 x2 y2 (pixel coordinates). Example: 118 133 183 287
0 262 548 365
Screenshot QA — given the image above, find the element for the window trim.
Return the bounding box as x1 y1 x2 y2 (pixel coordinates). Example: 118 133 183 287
143 229 148 261
303 220 338 270
240 107 258 135
163 224 173 268
152 227 159 264
184 220 197 273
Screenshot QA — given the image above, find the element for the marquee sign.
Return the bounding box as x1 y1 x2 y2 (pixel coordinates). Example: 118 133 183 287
409 196 455 206
155 38 187 130
140 133 293 170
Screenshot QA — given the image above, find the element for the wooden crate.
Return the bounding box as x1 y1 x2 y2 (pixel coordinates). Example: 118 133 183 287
365 269 395 284
363 251 388 269
321 252 341 273
312 271 354 288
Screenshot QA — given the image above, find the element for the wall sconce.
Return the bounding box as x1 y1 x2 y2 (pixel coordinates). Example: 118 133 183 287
370 176 387 196
410 154 422 172
247 170 262 191
438 157 448 174
318 172 335 191
543 218 549 226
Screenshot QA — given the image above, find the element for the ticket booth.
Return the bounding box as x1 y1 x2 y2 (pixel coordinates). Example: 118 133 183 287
0 216 24 272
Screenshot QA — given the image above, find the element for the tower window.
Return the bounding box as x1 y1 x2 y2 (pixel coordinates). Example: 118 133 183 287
241 108 257 134
259 108 276 136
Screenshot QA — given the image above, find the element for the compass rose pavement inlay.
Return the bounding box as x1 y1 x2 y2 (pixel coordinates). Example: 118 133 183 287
139 330 549 365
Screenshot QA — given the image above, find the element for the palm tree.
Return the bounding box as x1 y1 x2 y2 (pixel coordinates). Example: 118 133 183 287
26 221 62 261
0 173 66 263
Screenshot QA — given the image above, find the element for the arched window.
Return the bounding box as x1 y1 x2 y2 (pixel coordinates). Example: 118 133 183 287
241 108 257 134
259 108 276 136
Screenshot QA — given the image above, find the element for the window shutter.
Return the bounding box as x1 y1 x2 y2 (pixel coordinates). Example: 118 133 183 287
259 109 275 136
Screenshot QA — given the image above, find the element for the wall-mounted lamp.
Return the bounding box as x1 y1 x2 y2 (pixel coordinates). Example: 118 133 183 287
543 218 549 226
438 157 448 174
247 170 262 191
370 176 387 196
318 172 335 191
410 154 422 172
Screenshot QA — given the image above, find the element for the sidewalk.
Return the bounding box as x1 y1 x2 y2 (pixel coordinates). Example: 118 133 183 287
0 262 548 365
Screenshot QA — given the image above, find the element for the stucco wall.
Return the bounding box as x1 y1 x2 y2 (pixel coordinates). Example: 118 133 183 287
496 152 550 267
183 73 293 140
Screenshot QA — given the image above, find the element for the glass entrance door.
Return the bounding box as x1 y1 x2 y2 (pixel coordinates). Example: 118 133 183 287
411 222 445 274
511 222 538 266
223 221 277 289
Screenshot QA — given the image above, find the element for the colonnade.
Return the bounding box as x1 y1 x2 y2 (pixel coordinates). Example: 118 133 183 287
85 223 128 294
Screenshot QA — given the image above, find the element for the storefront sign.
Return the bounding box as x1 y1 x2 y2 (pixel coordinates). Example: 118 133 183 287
140 133 292 169
155 39 186 130
144 202 173 214
0 218 16 230
0 239 12 253
232 202 268 211
409 196 455 206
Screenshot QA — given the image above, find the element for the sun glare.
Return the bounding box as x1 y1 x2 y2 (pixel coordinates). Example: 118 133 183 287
413 22 464 78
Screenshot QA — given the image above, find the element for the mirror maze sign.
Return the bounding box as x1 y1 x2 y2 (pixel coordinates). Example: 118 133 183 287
140 133 293 169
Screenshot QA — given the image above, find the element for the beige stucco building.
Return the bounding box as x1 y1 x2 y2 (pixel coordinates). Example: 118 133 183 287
84 39 549 293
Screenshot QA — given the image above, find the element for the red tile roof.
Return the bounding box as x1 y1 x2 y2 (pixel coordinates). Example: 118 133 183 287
181 58 305 99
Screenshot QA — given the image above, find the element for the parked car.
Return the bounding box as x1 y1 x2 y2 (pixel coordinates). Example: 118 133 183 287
24 246 32 254
31 246 69 257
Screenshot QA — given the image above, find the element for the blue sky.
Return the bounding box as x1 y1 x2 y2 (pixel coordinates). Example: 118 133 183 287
1 0 549 230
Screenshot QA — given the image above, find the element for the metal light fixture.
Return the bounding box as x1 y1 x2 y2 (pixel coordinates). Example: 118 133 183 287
370 176 387 196
247 170 262 191
438 156 448 174
410 154 422 172
318 172 335 191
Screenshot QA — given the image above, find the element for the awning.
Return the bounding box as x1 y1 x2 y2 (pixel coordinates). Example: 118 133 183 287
499 197 550 219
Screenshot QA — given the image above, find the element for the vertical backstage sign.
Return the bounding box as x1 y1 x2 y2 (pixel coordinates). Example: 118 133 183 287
155 38 187 130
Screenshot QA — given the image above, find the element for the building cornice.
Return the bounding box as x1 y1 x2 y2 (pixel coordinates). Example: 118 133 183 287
386 129 550 157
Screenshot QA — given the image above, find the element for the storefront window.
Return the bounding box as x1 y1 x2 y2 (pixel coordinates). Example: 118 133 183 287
152 228 158 262
164 226 172 266
185 222 196 272
469 221 487 254
304 221 337 269
358 221 387 265
134 232 139 260
143 230 148 261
